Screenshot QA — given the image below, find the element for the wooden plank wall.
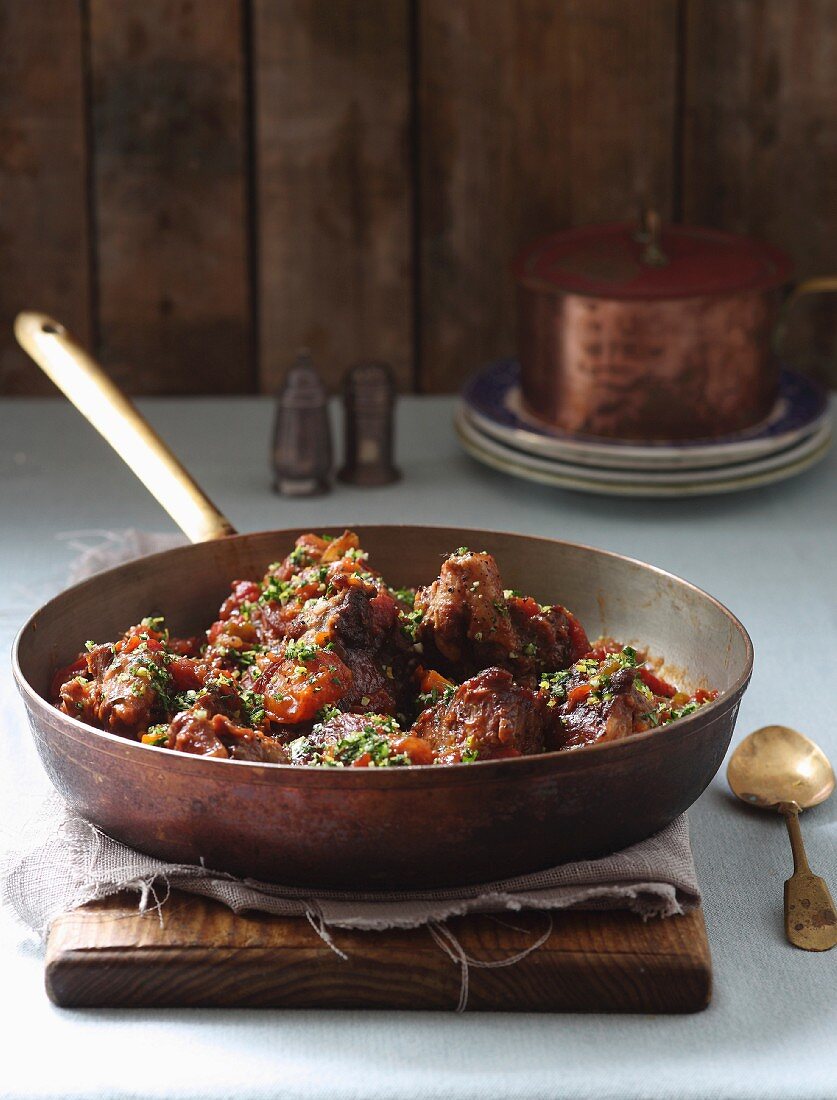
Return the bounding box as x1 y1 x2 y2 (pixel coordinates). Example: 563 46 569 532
418 0 679 390
682 0 837 383
253 0 413 393
0 0 91 395
89 0 252 394
0 0 834 396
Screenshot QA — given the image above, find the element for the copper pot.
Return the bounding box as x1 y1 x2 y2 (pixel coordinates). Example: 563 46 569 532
514 216 831 441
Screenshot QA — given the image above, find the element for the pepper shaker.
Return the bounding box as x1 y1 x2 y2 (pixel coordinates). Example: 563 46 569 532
337 362 400 486
271 351 332 496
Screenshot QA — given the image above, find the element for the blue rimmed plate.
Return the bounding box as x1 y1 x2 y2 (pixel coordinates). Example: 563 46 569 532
455 407 832 498
462 359 829 471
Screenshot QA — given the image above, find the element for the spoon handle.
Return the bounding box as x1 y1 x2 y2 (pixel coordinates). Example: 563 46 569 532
781 804 811 874
779 803 837 951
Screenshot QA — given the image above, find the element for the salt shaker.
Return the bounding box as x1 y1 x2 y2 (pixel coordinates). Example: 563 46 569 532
271 351 332 496
337 362 401 486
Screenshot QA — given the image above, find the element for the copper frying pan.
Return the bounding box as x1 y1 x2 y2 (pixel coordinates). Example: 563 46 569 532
11 313 753 889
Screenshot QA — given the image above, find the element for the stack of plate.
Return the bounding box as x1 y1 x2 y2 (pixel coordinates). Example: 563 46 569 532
456 360 832 497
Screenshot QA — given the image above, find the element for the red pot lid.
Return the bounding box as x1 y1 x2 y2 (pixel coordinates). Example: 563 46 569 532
513 222 793 300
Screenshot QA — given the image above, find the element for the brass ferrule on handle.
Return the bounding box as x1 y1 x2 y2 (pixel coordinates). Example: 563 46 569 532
14 312 237 544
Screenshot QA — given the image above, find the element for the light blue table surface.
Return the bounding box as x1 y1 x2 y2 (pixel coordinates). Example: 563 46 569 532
1 396 835 1100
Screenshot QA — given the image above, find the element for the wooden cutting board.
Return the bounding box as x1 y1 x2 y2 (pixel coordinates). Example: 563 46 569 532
46 891 711 1012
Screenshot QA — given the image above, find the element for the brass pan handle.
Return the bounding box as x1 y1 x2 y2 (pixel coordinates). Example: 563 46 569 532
14 312 237 544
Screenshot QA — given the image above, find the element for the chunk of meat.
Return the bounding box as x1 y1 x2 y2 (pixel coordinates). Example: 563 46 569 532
415 551 515 667
59 641 172 739
289 580 409 714
251 538 390 649
506 596 588 679
97 647 171 737
412 667 550 764
58 675 100 726
289 712 433 767
209 533 376 651
168 690 289 762
328 585 404 713
415 550 587 681
552 665 648 749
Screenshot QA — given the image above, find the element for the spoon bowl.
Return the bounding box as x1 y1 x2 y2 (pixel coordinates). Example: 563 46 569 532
727 724 835 811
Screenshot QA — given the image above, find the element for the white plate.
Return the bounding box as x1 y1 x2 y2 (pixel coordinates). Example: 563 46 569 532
457 406 833 486
462 359 830 471
455 408 833 498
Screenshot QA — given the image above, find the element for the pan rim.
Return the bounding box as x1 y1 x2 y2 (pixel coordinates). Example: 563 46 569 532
12 523 754 779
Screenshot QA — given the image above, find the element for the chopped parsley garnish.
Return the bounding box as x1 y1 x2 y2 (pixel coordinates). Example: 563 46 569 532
142 724 170 747
325 726 409 767
574 658 600 677
401 607 424 642
316 702 342 723
393 586 416 608
126 652 174 707
540 647 639 708
639 710 662 728
173 688 200 711
415 684 455 710
284 638 321 662
633 676 655 703
288 545 313 566
239 689 266 727
670 700 701 721
259 575 295 605
539 668 573 702
217 642 268 668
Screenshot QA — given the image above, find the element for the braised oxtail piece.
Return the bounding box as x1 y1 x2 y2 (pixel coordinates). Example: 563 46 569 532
412 668 552 764
413 547 589 683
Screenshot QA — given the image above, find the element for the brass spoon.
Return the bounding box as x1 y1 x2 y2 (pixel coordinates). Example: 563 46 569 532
728 725 837 951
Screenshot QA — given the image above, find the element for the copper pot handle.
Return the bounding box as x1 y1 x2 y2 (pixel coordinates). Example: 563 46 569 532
14 311 237 544
773 276 837 367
